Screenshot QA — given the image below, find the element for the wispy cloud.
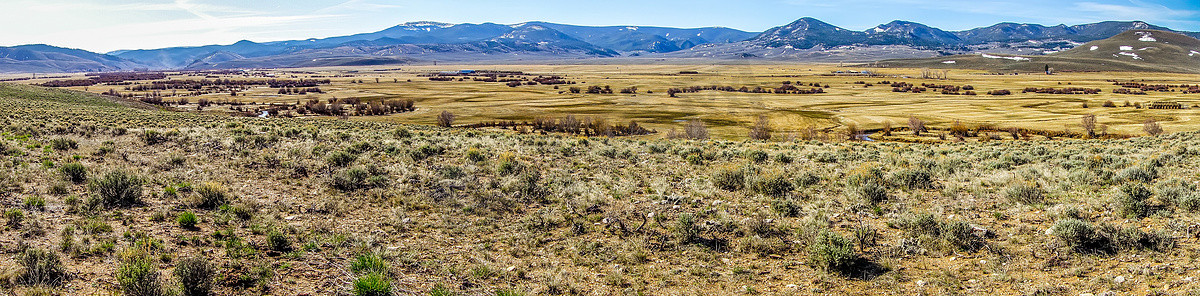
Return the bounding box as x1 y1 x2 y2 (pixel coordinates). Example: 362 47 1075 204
317 0 405 13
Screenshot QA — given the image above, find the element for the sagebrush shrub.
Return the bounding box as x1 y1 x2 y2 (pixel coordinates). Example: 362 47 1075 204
19 248 65 286
497 153 523 175
140 130 169 145
849 181 888 205
326 150 358 167
175 257 214 296
49 138 77 151
891 168 934 190
749 170 793 197
465 148 486 162
1116 164 1157 183
117 249 165 296
1004 181 1045 205
331 168 370 191
744 150 768 163
1052 219 1105 253
90 170 143 207
712 165 745 191
1115 183 1151 218
194 182 229 209
807 230 856 273
59 162 87 184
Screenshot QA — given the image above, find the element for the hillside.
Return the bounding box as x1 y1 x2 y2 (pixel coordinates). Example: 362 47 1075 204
878 29 1200 72
0 45 144 73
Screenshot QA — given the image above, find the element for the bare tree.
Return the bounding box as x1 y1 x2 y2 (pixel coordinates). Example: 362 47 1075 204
1081 114 1097 138
908 116 925 136
748 115 771 140
437 111 455 128
882 121 893 136
685 119 709 140
1144 119 1163 136
845 123 861 141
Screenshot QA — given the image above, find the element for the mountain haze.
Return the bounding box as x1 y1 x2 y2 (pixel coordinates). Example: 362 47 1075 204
3 18 1200 73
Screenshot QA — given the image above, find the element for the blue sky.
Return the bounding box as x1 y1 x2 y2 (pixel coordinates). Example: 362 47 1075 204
1 0 1197 52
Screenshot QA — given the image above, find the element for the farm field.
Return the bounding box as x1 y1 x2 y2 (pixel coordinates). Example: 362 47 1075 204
18 64 1200 140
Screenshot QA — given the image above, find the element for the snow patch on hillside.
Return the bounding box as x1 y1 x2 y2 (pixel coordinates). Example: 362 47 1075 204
942 60 956 64
1090 46 1099 51
1136 32 1156 42
1116 52 1142 60
1120 46 1133 51
981 53 1030 61
1191 50 1200 57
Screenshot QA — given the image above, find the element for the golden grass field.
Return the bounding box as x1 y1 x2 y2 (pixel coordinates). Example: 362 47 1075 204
24 64 1200 139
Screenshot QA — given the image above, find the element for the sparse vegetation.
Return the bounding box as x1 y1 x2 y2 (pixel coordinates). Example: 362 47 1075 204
3 65 1200 295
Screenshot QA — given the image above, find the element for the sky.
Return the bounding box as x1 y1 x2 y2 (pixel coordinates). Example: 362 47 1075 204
1 0 1197 53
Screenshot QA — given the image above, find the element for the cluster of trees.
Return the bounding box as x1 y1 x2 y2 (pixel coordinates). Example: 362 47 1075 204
277 87 323 95
579 85 614 94
132 79 266 91
987 90 1012 95
266 79 330 88
454 114 654 137
1022 87 1101 94
529 115 652 136
532 76 570 85
1111 82 1197 92
299 98 414 117
667 82 827 97
1113 88 1148 95
39 72 169 87
890 82 927 93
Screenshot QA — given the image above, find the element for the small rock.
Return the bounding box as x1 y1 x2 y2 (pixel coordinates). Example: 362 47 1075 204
506 266 516 272
916 280 926 287
1113 276 1125 284
647 212 655 218
979 260 987 265
1080 293 1095 296
285 215 298 220
785 284 798 289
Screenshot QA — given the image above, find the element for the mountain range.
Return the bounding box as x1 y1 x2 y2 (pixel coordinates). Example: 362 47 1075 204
2 18 1199 73
883 29 1200 73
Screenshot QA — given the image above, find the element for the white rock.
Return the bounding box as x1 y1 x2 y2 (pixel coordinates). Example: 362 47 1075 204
916 280 926 287
1113 276 1125 284
785 284 798 289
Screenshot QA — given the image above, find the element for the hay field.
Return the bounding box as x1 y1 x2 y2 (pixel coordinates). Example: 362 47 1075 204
24 64 1200 139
